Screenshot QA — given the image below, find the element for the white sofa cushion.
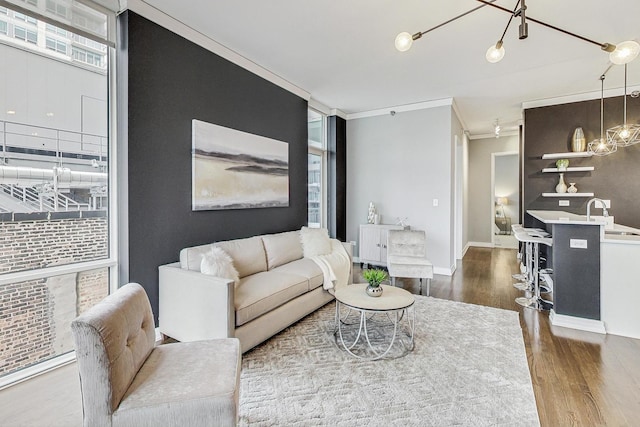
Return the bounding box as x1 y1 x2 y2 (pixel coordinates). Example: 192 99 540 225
234 271 309 326
215 236 267 278
200 247 240 284
180 243 215 271
300 227 331 257
261 231 303 270
271 258 323 291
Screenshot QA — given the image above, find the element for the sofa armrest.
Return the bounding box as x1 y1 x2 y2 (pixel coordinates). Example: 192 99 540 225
340 240 354 261
338 240 354 285
159 262 235 342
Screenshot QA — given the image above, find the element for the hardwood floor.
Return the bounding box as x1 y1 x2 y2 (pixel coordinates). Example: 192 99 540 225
1 247 639 426
356 247 640 427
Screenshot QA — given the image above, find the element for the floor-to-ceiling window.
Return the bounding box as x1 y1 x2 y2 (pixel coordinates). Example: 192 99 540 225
308 108 326 228
0 0 115 386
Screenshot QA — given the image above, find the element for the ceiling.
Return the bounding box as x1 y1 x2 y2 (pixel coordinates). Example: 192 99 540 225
141 0 640 137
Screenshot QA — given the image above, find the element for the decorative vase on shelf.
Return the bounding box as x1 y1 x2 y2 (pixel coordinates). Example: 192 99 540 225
567 182 578 193
572 127 586 152
555 173 568 193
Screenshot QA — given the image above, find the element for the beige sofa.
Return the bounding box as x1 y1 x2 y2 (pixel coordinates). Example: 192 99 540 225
159 230 352 352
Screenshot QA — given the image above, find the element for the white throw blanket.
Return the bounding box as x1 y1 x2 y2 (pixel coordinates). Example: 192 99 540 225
310 240 351 292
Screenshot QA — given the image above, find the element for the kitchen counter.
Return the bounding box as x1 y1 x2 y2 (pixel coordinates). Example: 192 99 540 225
527 210 640 244
527 210 601 225
525 210 640 339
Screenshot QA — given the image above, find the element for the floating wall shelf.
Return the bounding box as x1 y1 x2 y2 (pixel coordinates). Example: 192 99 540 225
542 166 595 173
542 152 593 160
542 192 594 197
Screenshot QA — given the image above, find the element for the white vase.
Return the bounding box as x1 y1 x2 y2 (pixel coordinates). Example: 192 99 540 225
367 202 376 224
567 182 577 193
555 173 567 193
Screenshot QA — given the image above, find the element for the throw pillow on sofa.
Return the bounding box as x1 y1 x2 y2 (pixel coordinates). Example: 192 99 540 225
201 247 240 284
300 226 331 257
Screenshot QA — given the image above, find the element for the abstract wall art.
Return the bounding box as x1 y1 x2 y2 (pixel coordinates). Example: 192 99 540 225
192 119 289 210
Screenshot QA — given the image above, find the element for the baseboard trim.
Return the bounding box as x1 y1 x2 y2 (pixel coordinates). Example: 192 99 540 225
468 241 494 248
462 243 470 257
434 267 454 276
549 310 606 334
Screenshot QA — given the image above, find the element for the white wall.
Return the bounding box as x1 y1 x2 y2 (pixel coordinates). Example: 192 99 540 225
467 135 519 243
346 106 456 274
450 109 464 264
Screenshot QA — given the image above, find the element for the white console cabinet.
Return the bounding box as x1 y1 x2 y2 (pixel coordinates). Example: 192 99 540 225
359 224 405 267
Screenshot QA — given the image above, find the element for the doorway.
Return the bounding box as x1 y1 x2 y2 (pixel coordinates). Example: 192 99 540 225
491 152 519 249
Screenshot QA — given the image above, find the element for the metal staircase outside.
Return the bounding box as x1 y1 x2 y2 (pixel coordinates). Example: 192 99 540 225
0 184 90 213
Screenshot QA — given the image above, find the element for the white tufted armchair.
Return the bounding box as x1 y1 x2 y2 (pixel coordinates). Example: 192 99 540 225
71 283 241 427
386 230 434 295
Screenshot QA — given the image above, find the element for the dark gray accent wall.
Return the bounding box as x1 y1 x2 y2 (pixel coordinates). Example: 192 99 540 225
523 95 640 228
118 12 308 320
328 115 347 241
551 223 601 320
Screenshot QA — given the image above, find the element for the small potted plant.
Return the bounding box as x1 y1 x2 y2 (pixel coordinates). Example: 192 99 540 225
555 158 569 171
363 268 387 297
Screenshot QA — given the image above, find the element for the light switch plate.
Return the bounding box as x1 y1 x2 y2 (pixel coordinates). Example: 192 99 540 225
570 239 588 249
433 199 439 207
559 200 570 206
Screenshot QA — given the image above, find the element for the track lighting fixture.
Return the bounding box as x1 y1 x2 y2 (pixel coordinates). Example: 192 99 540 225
395 0 639 66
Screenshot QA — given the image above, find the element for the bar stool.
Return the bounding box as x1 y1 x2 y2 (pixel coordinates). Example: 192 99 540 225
511 225 551 294
513 231 553 311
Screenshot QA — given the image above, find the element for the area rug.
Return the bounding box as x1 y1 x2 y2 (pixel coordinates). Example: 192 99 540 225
238 296 540 426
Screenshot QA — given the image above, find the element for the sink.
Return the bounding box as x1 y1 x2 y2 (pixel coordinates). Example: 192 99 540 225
604 230 640 236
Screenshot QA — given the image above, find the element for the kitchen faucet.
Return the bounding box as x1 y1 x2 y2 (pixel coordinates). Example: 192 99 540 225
586 198 609 221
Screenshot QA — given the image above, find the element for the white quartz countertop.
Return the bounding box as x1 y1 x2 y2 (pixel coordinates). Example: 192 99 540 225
526 210 640 244
526 210 601 225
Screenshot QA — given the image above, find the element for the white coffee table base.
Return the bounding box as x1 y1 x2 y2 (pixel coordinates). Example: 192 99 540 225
333 285 415 360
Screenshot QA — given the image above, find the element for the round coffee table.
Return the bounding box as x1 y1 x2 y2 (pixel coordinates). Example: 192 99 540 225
334 283 415 360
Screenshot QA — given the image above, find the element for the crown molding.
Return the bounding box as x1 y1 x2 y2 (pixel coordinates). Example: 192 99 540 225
346 98 454 120
128 0 310 101
468 130 519 140
330 108 348 119
522 84 640 110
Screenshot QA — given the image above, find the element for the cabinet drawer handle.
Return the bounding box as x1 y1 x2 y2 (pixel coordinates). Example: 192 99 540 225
376 243 380 247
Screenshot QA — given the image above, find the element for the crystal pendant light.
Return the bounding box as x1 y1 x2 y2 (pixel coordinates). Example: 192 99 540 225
588 75 617 156
606 64 640 146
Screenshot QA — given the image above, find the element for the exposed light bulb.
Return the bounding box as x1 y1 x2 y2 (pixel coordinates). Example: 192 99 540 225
610 40 640 65
620 127 630 139
486 41 505 63
395 32 413 52
6 110 15 115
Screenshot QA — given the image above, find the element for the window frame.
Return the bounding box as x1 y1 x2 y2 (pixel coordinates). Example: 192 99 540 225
0 2 118 388
307 108 328 229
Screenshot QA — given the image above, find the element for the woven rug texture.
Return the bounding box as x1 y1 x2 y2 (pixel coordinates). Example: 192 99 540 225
238 295 540 426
